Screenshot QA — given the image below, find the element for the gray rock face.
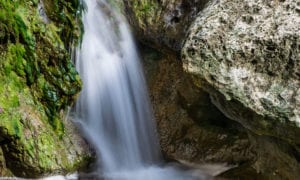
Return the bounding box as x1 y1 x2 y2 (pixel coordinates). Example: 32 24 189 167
182 0 300 146
123 0 210 51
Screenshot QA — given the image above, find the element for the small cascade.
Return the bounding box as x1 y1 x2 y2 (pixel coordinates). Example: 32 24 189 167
74 0 206 179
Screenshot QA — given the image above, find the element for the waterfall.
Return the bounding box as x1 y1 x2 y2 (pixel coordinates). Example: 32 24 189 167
74 0 204 179
75 0 161 170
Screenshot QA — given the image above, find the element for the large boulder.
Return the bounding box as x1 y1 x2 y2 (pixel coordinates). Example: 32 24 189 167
123 0 210 51
182 0 300 147
0 0 91 177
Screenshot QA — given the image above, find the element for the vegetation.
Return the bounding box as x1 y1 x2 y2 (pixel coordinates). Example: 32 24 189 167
0 0 89 177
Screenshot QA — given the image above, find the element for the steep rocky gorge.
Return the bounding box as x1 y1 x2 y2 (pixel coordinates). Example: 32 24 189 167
124 0 300 179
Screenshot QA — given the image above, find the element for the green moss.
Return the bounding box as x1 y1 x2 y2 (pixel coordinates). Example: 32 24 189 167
0 0 35 47
43 0 84 47
0 71 25 139
133 0 158 20
0 0 82 130
130 0 160 30
6 44 26 76
133 0 157 15
0 0 88 177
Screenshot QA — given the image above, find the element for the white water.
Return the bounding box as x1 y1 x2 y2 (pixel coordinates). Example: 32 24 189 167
74 0 206 179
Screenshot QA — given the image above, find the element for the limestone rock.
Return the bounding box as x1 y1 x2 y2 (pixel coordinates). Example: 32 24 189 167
182 0 300 146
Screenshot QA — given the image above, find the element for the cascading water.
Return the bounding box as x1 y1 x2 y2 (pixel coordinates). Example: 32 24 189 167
75 0 161 171
74 0 205 179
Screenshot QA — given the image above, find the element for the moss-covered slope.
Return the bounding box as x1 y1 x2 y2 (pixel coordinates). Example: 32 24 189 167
0 0 90 177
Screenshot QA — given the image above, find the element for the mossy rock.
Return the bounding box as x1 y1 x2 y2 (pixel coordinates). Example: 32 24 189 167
123 0 210 52
0 0 91 177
